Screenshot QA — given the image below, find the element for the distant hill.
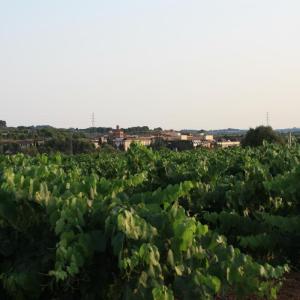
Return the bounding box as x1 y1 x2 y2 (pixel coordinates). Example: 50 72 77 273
182 128 300 136
206 129 247 135
2 124 300 136
277 128 300 134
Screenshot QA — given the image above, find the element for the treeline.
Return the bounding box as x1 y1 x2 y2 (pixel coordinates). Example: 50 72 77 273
80 126 162 135
1 121 299 155
0 125 85 140
0 124 164 154
124 126 162 135
0 125 96 155
0 123 162 139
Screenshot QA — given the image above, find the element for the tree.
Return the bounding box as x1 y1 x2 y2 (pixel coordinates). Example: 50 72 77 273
0 120 7 128
242 126 285 147
124 126 150 135
150 138 167 150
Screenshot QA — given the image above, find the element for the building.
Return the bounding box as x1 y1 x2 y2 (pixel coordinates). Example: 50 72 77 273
0 139 44 148
90 136 108 149
204 135 214 141
0 139 45 154
180 134 188 141
192 138 212 148
161 130 181 141
123 136 153 151
106 125 154 151
113 125 124 139
217 141 240 148
106 125 126 149
187 134 215 148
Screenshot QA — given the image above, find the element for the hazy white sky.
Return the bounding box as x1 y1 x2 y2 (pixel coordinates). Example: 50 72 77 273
0 1 299 129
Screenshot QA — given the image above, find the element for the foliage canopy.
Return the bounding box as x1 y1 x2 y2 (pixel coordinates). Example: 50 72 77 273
1 144 299 299
242 126 285 147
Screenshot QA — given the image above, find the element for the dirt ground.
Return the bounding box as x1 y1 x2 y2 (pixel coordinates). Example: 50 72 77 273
215 272 300 300
277 272 300 300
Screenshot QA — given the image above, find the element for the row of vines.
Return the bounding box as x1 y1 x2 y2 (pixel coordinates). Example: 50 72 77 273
0 143 299 299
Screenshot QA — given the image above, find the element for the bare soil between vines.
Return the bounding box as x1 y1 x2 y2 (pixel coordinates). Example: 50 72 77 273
277 272 300 300
215 272 300 300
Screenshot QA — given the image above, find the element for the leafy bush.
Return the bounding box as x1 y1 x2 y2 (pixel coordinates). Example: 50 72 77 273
242 126 285 147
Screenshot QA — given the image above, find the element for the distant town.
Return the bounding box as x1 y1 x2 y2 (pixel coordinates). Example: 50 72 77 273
0 120 299 154
91 125 241 151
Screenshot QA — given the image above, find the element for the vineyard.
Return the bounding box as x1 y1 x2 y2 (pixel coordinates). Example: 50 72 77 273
0 143 299 299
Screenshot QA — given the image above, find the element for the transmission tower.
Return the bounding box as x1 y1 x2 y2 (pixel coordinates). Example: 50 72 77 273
91 112 95 128
288 132 292 148
69 131 73 155
266 112 270 126
91 112 96 138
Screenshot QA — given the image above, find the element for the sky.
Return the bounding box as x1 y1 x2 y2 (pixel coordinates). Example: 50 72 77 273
0 1 299 130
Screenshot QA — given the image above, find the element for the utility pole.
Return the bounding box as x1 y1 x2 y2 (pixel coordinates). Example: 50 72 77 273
288 132 292 148
91 112 96 138
92 112 95 128
266 112 270 127
69 131 73 155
